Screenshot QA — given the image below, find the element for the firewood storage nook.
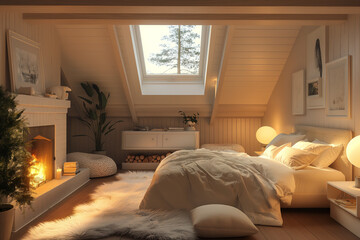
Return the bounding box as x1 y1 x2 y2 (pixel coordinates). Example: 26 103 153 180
121 131 199 170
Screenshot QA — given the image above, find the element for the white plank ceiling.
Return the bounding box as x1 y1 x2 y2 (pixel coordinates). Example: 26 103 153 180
56 24 300 118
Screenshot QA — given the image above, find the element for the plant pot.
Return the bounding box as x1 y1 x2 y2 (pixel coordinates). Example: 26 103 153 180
93 150 107 155
185 121 196 131
0 204 14 240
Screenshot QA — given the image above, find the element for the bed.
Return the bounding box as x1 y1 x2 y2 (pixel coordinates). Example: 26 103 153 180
139 125 353 226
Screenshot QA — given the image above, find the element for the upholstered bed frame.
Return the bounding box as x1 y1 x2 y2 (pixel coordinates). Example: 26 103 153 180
295 125 353 180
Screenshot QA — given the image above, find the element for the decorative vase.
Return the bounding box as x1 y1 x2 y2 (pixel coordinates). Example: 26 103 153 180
93 150 107 156
185 121 196 131
0 204 14 240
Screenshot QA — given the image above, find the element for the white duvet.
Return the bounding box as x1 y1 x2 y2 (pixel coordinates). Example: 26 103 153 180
139 149 295 226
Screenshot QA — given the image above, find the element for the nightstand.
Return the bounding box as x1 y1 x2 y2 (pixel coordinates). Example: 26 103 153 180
327 181 360 238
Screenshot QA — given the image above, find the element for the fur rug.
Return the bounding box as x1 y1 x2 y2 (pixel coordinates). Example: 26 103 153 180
24 172 196 240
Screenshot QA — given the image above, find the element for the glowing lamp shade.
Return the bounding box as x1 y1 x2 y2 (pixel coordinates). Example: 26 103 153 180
346 136 360 168
256 126 277 145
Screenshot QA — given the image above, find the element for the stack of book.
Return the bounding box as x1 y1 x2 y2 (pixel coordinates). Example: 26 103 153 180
63 162 80 176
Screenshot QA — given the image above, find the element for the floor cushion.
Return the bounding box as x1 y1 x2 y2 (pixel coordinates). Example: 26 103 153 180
191 204 258 238
67 152 117 178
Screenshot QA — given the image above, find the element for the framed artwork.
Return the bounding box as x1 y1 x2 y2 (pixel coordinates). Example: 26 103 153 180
7 30 45 95
326 56 351 117
306 26 327 109
307 77 322 97
292 70 305 115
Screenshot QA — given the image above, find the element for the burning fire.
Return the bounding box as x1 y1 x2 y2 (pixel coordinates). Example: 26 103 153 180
30 154 46 188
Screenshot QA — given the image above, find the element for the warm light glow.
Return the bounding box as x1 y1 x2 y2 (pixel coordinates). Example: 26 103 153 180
30 154 46 188
346 136 360 168
256 126 277 145
56 168 62 180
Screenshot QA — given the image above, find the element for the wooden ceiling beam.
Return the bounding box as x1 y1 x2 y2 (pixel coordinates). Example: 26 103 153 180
22 13 347 25
107 25 138 123
1 6 359 15
2 0 360 7
210 26 234 125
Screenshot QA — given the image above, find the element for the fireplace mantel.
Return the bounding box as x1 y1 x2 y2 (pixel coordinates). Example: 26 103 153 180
16 94 70 114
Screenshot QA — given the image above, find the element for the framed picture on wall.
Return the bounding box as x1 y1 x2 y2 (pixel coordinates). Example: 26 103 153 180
292 70 305 115
326 56 351 117
7 29 45 95
307 77 322 97
306 26 327 109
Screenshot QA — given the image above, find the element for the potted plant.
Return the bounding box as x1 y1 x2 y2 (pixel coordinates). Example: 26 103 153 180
0 87 34 240
179 111 199 131
75 82 122 155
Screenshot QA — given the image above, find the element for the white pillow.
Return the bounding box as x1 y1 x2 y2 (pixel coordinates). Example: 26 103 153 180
293 141 330 154
310 139 344 168
201 144 245 153
191 204 258 238
262 143 291 159
275 147 318 170
266 133 306 148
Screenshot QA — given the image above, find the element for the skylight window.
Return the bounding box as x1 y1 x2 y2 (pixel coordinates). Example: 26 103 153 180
131 25 210 95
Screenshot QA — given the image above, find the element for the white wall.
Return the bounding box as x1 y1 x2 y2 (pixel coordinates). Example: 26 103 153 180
0 10 61 91
263 15 360 175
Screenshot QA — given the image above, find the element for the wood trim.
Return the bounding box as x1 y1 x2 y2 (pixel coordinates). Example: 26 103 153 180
1 6 359 15
210 26 234 125
107 25 138 123
3 0 360 6
23 13 347 25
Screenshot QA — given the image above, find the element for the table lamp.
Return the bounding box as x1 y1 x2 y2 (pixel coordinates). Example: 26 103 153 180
256 126 277 149
346 135 360 188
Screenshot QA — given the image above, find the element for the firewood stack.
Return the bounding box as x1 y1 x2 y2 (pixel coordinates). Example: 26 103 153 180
125 152 172 163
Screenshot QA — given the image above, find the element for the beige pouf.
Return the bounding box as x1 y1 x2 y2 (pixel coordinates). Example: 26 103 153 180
67 152 117 178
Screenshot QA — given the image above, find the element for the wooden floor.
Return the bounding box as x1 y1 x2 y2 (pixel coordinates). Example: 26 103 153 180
12 172 359 240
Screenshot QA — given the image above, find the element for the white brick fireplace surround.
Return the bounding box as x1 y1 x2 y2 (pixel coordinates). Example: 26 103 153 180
13 94 90 232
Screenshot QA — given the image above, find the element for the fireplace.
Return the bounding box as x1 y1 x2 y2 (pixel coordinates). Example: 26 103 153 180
13 94 89 232
29 136 54 188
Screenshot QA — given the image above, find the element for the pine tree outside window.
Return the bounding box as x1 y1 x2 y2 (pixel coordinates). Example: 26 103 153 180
131 25 210 95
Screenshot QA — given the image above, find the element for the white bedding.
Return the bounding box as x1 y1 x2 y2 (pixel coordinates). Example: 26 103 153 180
140 149 295 226
290 166 345 207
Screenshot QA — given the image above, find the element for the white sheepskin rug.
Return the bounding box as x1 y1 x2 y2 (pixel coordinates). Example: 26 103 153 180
23 172 196 240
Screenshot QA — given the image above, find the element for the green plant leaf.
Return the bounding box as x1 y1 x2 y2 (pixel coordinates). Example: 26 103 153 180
101 121 111 132
78 96 92 105
100 92 107 109
100 112 106 125
92 83 100 95
82 102 91 117
104 128 115 135
89 109 97 120
81 82 94 97
108 120 123 130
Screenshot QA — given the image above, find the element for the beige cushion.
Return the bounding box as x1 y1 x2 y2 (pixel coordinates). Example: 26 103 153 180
293 141 330 154
262 143 291 159
266 133 306 148
310 139 344 168
275 147 318 170
191 204 258 238
201 144 245 153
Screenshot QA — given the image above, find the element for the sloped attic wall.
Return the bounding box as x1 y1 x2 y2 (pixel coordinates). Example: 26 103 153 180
264 16 360 135
263 16 360 175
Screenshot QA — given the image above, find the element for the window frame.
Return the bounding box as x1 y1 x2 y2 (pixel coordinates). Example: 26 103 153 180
130 25 211 84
